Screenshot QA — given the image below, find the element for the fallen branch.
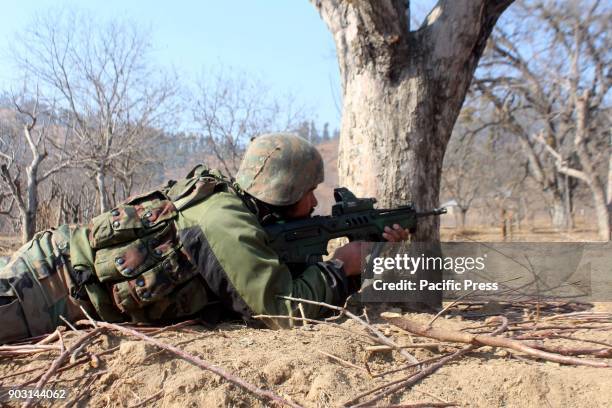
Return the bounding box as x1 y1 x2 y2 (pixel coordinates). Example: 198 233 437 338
128 389 164 408
543 311 612 321
0 344 61 351
14 349 118 390
412 388 451 405
371 354 448 379
279 295 419 364
317 350 370 375
36 329 62 345
253 314 376 343
59 369 106 408
382 313 610 368
365 343 442 353
527 344 612 358
76 320 303 408
0 366 45 381
350 345 478 408
108 319 202 334
12 320 204 390
544 334 612 348
368 403 457 408
23 327 104 408
346 316 509 407
0 344 62 357
510 324 612 331
427 288 493 329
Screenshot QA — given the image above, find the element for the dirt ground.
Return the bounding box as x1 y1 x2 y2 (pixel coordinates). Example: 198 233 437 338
1 228 610 407
0 301 610 408
440 225 602 242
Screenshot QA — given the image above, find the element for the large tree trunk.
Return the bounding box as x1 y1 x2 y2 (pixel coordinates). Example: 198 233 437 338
339 70 449 241
312 0 514 308
312 0 514 242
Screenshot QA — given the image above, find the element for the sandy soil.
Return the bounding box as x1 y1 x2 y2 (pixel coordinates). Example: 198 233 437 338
1 301 610 408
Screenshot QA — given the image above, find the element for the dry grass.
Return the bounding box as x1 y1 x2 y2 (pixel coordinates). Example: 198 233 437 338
441 224 601 242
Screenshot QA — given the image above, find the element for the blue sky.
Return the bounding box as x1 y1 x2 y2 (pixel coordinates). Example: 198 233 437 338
0 1 447 132
0 1 342 130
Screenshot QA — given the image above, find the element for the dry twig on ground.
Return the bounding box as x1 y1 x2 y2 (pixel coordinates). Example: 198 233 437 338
382 313 610 368
253 314 377 343
370 403 457 407
22 327 104 408
279 295 419 364
344 316 510 407
76 320 304 408
127 389 164 408
317 350 370 374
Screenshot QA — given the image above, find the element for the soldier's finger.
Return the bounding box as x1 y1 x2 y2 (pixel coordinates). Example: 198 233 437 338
391 224 409 240
384 231 399 241
383 232 399 241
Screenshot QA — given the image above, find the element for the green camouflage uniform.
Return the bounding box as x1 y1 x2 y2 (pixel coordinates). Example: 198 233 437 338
0 225 90 343
0 163 347 344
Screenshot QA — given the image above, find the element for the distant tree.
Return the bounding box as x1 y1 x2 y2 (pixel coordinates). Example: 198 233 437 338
322 122 330 141
442 131 482 229
475 0 611 239
13 10 178 213
0 90 70 242
295 121 310 141
193 69 305 178
309 121 320 144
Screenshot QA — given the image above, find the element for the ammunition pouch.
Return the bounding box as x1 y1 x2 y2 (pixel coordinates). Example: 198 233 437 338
85 165 227 322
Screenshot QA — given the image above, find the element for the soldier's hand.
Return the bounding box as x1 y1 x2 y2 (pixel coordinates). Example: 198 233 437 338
382 224 409 242
332 242 370 277
332 225 408 276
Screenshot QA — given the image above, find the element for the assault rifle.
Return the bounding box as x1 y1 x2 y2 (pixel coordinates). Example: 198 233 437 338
264 187 446 265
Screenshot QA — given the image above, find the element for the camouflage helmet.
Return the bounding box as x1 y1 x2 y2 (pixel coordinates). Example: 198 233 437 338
236 132 324 206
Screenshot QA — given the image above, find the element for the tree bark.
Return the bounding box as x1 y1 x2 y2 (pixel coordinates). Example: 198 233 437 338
23 162 39 243
608 144 612 206
460 207 467 229
551 197 569 230
591 184 610 241
607 136 611 239
562 173 574 230
574 93 609 241
95 169 109 214
311 0 514 242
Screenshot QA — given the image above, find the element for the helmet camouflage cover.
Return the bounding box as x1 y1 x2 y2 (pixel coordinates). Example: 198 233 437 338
236 133 324 206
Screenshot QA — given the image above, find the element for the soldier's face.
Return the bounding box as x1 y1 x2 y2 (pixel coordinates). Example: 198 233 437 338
285 189 318 219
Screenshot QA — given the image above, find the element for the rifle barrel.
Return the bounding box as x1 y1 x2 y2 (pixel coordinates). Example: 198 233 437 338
416 207 447 218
